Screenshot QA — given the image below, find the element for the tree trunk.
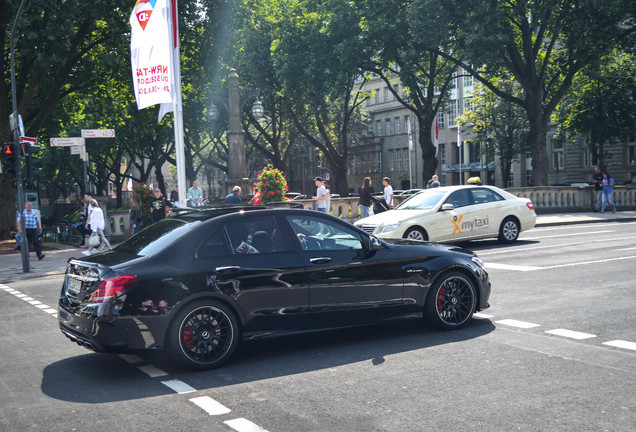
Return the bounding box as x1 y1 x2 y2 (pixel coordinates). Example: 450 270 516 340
418 118 438 186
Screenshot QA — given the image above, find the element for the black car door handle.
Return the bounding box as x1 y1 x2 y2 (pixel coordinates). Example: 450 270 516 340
215 265 241 273
309 257 331 264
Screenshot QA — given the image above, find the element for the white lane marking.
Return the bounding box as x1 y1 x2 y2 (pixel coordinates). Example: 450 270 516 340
161 379 197 394
485 263 541 271
603 340 636 351
478 235 636 256
487 255 636 271
545 329 596 340
22 296 34 301
223 418 269 432
523 230 614 240
496 319 541 329
617 246 636 251
15 294 27 298
119 354 145 364
43 308 58 314
190 396 232 415
35 304 50 309
473 312 493 319
138 365 168 377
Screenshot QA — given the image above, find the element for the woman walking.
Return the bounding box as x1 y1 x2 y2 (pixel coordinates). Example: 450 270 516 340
601 172 617 214
83 199 112 255
358 177 374 219
130 194 144 235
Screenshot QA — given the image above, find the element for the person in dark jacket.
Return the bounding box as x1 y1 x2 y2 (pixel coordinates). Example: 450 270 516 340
358 177 374 219
151 188 173 224
591 166 603 212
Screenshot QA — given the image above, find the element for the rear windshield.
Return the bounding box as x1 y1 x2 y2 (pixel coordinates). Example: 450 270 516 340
114 219 192 256
395 190 447 210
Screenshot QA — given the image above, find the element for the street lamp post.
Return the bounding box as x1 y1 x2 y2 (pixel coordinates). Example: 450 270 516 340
209 68 263 195
10 0 30 273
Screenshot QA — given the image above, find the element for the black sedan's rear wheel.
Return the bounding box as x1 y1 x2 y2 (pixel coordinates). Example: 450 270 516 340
425 271 476 329
167 299 239 370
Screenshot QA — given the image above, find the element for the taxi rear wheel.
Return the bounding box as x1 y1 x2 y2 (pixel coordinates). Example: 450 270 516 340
403 226 428 241
498 217 520 243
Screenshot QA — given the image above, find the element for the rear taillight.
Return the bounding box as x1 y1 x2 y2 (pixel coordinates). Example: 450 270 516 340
88 275 138 304
526 201 535 211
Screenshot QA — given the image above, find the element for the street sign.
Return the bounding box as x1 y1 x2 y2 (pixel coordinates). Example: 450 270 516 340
50 137 84 147
70 145 83 155
20 136 37 145
82 129 115 138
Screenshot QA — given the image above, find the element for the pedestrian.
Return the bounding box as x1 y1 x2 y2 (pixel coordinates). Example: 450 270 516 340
427 174 441 188
358 177 374 219
73 193 93 246
170 184 180 208
323 180 331 213
83 199 112 255
130 194 144 235
601 172 617 214
312 177 328 212
224 186 242 204
151 188 173 223
13 210 21 251
591 166 603 212
383 177 394 208
187 181 204 207
17 201 45 260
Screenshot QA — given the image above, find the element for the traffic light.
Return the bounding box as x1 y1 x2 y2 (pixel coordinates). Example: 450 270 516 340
25 143 42 179
1 143 17 180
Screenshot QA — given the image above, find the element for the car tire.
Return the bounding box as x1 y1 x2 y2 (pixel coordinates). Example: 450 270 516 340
424 270 476 330
166 299 240 370
403 226 428 241
498 217 520 243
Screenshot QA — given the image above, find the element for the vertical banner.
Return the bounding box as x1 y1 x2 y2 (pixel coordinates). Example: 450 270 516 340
130 0 173 110
434 118 439 155
407 117 413 151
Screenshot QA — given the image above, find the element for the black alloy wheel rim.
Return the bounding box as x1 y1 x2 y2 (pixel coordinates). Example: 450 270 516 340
179 306 233 364
435 276 474 325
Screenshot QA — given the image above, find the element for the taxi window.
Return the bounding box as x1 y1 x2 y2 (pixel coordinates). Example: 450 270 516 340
471 188 505 204
445 190 472 208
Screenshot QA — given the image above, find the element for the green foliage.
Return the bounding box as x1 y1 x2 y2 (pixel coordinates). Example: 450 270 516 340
133 182 153 228
254 165 289 204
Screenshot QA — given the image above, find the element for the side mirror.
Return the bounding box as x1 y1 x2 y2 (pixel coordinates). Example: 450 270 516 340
441 203 454 211
368 235 382 251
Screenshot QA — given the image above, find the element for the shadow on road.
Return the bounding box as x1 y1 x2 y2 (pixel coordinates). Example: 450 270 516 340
41 317 495 403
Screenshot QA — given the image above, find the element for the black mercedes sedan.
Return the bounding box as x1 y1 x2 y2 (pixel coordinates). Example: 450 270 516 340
58 206 490 370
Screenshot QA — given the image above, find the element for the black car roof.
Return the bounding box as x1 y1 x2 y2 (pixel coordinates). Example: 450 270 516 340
171 202 305 222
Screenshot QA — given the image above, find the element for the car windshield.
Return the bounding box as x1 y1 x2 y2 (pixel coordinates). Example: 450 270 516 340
114 219 192 256
395 190 447 210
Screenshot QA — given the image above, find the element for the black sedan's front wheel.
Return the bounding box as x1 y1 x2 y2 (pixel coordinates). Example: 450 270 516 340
167 299 239 370
425 271 476 330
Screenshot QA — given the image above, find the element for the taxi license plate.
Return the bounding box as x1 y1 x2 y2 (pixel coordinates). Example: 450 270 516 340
67 278 83 295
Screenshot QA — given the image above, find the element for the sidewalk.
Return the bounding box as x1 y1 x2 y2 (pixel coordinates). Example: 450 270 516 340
1 210 635 282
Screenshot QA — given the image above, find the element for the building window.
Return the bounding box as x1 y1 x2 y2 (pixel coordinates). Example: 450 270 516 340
385 118 391 135
403 148 410 172
388 149 395 171
463 74 474 89
628 145 635 166
396 149 403 172
448 99 458 126
376 151 382 173
395 117 401 134
468 141 480 164
376 120 382 137
550 137 564 170
437 111 445 129
367 121 374 136
507 170 514 188
464 97 474 113
375 89 380 104
404 115 410 132
441 174 446 186
440 144 446 166
526 170 534 187
366 97 372 106
583 142 599 167
384 87 391 103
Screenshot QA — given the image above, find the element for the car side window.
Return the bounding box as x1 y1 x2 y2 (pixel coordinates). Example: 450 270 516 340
284 215 364 251
224 215 291 255
445 190 472 208
471 188 497 204
197 228 230 258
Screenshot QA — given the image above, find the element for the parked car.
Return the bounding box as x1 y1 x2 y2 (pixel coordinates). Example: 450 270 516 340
398 189 425 195
355 185 536 243
58 206 490 370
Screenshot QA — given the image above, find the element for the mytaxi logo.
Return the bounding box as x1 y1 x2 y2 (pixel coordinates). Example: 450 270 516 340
135 0 157 30
452 215 463 235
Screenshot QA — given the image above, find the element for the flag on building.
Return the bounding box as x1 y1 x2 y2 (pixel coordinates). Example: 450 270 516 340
130 0 174 110
407 117 413 151
457 125 462 147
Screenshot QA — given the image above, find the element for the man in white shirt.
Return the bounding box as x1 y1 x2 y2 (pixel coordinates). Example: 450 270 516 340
313 177 327 212
383 177 393 208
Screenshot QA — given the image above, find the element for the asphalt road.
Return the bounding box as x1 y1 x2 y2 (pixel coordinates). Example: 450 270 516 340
1 221 635 432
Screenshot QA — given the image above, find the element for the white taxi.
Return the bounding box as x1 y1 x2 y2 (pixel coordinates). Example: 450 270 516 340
355 185 536 243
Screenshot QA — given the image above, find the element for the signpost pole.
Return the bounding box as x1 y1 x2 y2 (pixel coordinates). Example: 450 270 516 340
81 130 88 194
